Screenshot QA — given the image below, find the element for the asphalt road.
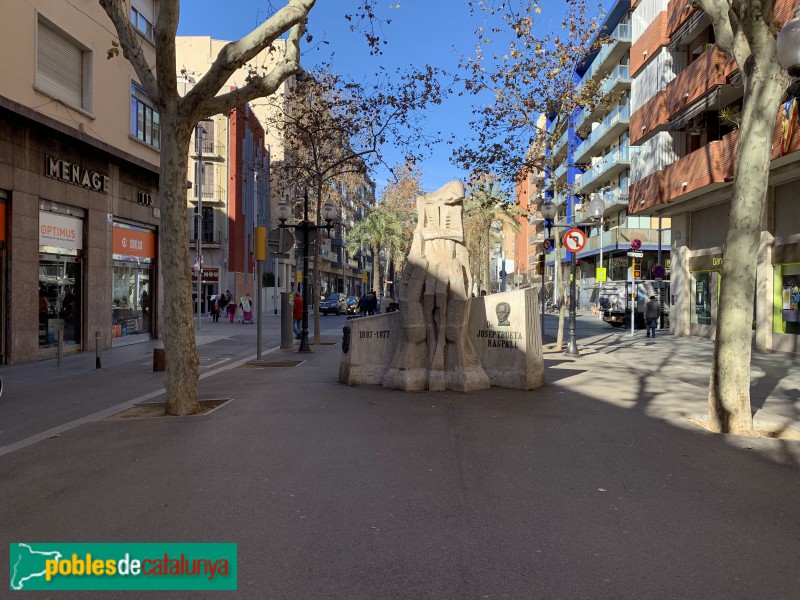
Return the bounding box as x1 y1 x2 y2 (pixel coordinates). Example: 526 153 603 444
1 316 799 599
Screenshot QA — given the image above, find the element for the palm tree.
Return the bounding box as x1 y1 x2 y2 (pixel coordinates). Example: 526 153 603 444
347 207 404 295
465 180 526 293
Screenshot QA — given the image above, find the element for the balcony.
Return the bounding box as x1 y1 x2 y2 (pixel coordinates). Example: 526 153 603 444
631 12 668 76
665 46 736 118
190 139 226 161
575 145 631 193
552 128 569 159
554 161 568 182
577 227 671 259
600 64 631 97
667 0 697 38
629 129 739 213
574 104 630 162
630 91 668 145
577 66 631 131
188 185 225 205
579 23 632 88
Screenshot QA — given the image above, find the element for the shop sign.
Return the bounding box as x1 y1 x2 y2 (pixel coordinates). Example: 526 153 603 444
192 268 219 283
39 212 82 251
45 156 109 193
689 254 723 271
113 225 155 259
137 191 154 206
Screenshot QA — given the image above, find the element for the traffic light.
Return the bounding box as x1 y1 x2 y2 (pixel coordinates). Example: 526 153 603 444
632 258 641 279
537 254 545 275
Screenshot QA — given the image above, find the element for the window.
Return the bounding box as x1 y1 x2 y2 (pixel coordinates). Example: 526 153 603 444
36 16 92 112
130 6 155 42
130 83 160 148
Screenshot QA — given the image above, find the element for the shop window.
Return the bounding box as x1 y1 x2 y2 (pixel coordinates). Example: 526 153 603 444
775 263 800 335
130 83 160 148
691 270 717 325
36 16 92 113
39 256 82 348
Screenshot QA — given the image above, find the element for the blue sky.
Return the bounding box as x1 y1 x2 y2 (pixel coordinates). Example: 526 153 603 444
177 1 478 195
177 1 606 196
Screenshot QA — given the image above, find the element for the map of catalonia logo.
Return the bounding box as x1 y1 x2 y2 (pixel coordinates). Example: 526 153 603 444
9 543 237 591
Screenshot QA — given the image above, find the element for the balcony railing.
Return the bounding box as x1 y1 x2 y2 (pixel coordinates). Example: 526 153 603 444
575 146 631 192
574 104 630 162
665 46 734 117
189 185 225 203
554 161 568 181
191 139 226 159
600 64 631 96
580 23 632 86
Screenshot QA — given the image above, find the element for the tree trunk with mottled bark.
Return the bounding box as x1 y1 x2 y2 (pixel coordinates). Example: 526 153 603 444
159 110 201 415
697 0 791 433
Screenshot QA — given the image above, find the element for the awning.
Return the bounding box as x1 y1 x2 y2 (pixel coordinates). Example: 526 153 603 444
668 88 720 131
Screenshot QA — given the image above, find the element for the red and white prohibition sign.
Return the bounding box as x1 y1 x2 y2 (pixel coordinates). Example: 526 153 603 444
563 228 587 253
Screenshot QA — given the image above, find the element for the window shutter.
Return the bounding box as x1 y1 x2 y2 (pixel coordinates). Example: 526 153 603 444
37 21 83 109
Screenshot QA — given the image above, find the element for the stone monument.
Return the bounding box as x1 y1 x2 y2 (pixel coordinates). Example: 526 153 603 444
382 181 491 392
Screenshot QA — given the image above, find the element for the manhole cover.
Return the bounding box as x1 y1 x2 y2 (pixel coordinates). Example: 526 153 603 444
239 360 305 368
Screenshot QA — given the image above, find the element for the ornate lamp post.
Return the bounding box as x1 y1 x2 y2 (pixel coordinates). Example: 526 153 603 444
276 190 339 353
540 194 603 358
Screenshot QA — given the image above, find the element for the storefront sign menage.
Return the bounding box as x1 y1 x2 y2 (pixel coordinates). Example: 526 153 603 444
45 156 109 193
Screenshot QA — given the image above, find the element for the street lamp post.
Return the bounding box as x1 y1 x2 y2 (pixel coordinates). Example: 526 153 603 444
541 194 604 358
276 190 338 353
194 124 206 331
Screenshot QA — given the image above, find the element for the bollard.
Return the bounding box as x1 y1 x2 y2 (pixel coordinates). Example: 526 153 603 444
280 292 293 349
153 347 166 372
95 331 101 369
342 325 351 354
57 329 64 367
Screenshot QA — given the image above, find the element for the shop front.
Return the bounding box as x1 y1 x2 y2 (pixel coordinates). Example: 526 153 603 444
688 253 723 337
39 205 85 357
112 222 156 345
192 267 219 316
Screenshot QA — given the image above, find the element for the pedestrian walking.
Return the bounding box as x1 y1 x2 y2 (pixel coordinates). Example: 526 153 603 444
367 291 378 316
211 296 221 323
645 294 660 339
292 290 303 339
227 299 236 323
359 292 368 317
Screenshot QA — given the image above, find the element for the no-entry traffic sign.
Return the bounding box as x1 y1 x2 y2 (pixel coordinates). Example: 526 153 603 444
563 228 587 253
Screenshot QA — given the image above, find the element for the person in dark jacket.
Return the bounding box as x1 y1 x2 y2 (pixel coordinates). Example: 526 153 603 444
645 295 661 339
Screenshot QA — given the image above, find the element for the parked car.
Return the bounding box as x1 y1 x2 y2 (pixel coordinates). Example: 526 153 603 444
346 296 360 315
320 292 347 315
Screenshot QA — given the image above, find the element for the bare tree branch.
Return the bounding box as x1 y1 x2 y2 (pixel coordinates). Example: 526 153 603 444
183 0 314 120
201 22 306 118
99 0 158 101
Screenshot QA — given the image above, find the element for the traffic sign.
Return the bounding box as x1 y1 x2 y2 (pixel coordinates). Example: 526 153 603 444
268 228 295 254
596 267 607 282
652 264 666 279
627 251 643 258
630 239 642 250
563 228 587 253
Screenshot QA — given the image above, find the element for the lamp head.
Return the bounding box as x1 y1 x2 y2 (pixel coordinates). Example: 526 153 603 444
778 8 800 78
588 193 605 220
276 201 291 222
321 201 339 223
540 201 557 222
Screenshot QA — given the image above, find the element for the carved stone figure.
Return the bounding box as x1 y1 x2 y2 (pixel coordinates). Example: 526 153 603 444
383 181 490 392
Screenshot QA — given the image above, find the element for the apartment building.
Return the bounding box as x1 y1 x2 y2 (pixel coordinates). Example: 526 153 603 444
628 0 800 352
176 37 375 304
541 0 670 308
0 0 163 363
